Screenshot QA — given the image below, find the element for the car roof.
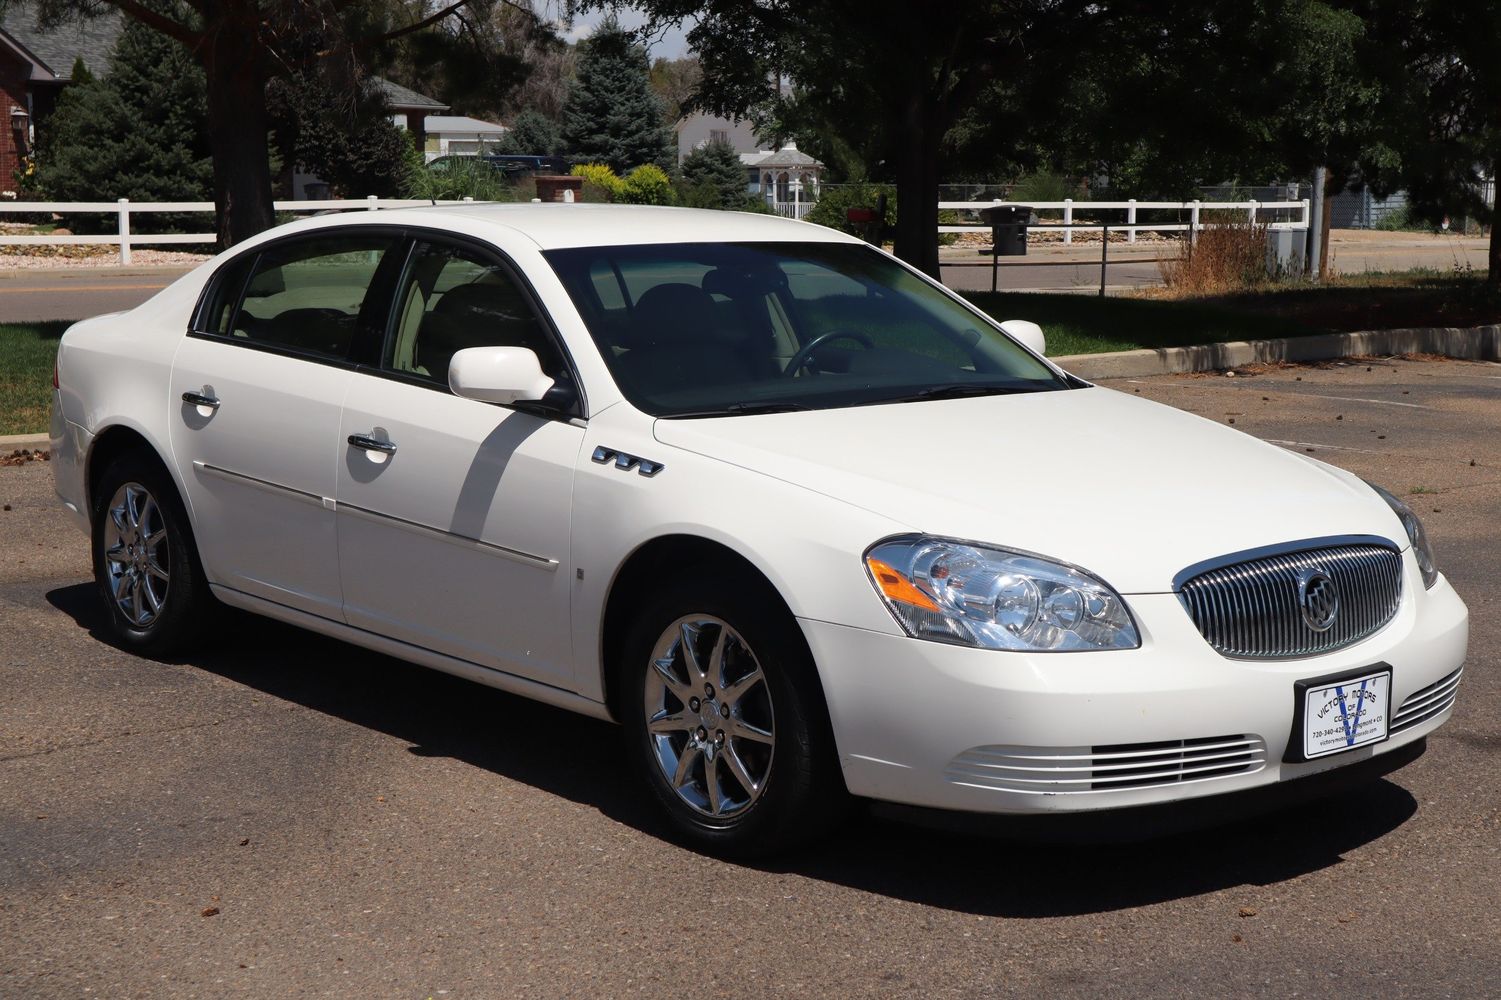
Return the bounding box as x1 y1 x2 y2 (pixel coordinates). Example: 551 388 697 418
281 203 861 251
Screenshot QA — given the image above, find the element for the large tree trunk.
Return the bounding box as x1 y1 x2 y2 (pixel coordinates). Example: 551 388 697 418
1489 157 1501 287
891 97 942 279
200 25 275 248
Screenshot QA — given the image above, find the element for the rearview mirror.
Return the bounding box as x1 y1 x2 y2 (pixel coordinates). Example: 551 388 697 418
999 319 1046 357
448 346 555 405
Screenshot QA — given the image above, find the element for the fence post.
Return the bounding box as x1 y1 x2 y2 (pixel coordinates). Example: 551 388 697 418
1127 199 1137 244
1248 200 1258 226
367 195 379 211
462 196 474 203
1063 198 1073 245
1190 199 1201 251
117 198 131 266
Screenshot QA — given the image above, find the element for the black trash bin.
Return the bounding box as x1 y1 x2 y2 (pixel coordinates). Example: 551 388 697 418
979 204 1031 256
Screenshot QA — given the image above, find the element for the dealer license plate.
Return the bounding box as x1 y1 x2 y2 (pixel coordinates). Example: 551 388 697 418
1302 670 1391 759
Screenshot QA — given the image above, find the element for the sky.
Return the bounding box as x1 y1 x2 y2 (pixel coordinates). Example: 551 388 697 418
557 6 695 59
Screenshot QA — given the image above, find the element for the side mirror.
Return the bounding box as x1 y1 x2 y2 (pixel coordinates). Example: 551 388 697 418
448 346 555 405
999 319 1046 356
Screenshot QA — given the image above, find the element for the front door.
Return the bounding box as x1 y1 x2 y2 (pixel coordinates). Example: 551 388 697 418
335 238 583 687
169 231 400 619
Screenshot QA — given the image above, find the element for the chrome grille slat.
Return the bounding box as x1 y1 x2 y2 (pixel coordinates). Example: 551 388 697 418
1391 667 1464 733
946 736 1267 794
1179 543 1402 659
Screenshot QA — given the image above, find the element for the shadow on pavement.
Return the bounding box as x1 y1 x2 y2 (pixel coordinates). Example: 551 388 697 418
47 581 1418 918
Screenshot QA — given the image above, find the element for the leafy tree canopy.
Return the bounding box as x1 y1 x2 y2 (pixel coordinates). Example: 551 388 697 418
499 109 563 155
679 137 745 209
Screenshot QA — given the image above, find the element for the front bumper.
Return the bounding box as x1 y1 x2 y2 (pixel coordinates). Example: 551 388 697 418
802 549 1468 815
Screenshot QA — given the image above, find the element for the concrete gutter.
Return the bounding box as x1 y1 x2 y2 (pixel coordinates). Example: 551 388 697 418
1055 324 1501 380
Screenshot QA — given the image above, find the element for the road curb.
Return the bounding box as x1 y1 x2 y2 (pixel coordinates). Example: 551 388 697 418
0 432 50 450
1055 324 1501 380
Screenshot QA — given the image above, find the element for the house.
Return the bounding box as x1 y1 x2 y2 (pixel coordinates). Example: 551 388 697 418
675 111 761 164
373 76 448 152
422 115 510 162
0 2 120 194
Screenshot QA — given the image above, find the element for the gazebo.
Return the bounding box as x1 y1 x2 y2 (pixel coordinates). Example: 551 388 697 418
747 142 824 216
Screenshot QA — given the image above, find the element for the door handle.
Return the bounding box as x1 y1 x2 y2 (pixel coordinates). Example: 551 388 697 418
348 433 397 455
181 390 220 410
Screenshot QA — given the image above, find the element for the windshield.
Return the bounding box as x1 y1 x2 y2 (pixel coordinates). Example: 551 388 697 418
543 241 1070 416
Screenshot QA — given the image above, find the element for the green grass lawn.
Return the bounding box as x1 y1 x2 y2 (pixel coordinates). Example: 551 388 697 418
0 322 69 437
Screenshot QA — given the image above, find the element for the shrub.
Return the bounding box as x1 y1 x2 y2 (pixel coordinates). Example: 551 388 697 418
620 164 675 205
402 145 512 202
1159 219 1273 295
570 163 625 202
805 182 896 236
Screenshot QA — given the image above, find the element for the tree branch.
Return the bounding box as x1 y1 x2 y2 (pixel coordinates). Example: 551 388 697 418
357 0 539 48
104 0 202 46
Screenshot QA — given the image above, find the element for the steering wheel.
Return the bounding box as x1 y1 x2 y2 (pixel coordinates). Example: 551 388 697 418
783 330 876 376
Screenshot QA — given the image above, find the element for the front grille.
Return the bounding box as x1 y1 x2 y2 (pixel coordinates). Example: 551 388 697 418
945 735 1266 794
1391 667 1463 733
1179 543 1402 659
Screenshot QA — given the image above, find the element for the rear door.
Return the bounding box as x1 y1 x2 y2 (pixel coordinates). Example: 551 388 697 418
169 230 402 619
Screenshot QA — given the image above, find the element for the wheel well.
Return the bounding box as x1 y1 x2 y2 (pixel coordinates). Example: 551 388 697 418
85 426 160 515
600 535 807 722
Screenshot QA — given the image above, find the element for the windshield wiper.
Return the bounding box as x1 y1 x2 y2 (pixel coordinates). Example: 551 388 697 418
873 383 1048 404
667 401 815 418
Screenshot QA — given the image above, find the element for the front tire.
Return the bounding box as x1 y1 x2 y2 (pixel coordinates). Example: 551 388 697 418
91 450 215 656
622 576 847 856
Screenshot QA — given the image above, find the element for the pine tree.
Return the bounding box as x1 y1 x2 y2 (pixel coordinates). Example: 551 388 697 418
500 109 562 156
561 17 674 174
680 138 748 209
37 23 213 232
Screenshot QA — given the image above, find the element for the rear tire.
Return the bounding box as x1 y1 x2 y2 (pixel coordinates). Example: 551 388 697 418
622 574 848 857
91 450 215 657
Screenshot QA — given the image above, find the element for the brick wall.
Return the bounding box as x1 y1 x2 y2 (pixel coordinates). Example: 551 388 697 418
0 49 30 194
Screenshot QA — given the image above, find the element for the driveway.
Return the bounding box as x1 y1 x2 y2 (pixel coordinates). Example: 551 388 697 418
1 358 1497 997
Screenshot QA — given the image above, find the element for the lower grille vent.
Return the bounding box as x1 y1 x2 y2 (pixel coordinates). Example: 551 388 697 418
946 735 1267 794
1391 667 1463 733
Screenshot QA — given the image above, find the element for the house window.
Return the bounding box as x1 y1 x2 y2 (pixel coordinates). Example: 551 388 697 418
710 129 729 145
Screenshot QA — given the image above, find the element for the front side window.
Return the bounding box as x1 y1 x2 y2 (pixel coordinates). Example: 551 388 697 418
544 241 1069 416
387 240 564 387
205 234 399 360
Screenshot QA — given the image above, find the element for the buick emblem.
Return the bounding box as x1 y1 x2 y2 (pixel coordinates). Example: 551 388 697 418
1297 568 1340 632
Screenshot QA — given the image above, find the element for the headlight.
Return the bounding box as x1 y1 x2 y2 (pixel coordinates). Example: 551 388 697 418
864 536 1140 651
1368 481 1439 588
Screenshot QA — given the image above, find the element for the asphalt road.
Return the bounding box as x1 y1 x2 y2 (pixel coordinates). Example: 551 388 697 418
1 359 1498 997
0 269 184 323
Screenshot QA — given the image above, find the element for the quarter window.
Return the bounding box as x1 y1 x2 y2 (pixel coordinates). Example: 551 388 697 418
387 241 563 386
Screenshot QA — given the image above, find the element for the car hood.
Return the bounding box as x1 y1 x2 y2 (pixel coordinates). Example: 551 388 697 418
652 386 1406 594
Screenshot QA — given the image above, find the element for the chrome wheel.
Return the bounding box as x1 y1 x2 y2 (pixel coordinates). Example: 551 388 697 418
643 615 776 819
102 482 170 628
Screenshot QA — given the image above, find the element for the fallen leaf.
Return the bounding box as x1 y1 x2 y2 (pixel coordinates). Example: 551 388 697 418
238 838 250 847
1232 933 1244 943
201 907 220 918
1238 907 1258 918
1337 912 1357 924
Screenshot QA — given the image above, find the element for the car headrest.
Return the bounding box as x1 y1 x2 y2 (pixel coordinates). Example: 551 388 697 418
628 283 723 348
433 281 524 321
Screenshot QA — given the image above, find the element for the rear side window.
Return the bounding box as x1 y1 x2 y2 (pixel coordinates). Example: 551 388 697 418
199 234 400 361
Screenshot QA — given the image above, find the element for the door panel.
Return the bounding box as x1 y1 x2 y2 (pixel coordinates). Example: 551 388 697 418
169 338 349 617
169 231 401 619
336 377 583 685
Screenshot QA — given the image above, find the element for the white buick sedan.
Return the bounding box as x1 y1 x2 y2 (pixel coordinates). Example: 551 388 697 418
51 205 1468 854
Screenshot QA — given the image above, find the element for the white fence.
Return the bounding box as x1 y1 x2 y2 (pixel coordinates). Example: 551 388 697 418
938 198 1311 243
0 197 481 265
1 195 1311 266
